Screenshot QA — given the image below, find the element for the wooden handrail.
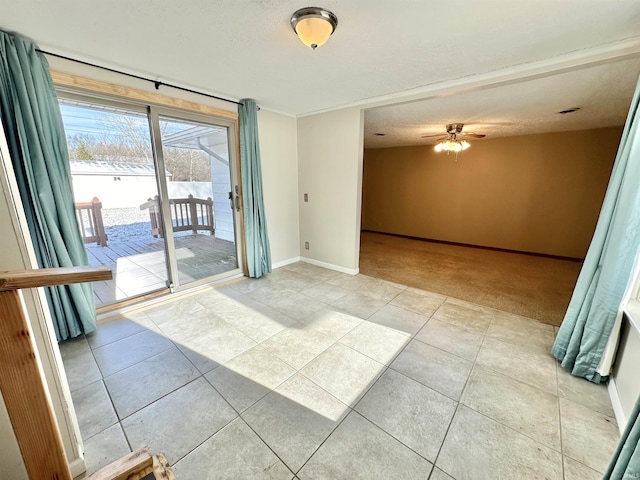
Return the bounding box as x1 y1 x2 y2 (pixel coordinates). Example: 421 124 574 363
0 265 112 291
0 266 113 480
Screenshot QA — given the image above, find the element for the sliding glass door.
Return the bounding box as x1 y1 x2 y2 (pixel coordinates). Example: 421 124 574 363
151 108 243 291
59 98 170 306
58 95 243 307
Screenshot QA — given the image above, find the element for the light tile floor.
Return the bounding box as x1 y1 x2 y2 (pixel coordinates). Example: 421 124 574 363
60 262 620 479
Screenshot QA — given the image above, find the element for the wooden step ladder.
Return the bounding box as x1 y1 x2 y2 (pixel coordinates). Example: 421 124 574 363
0 266 112 479
0 266 177 479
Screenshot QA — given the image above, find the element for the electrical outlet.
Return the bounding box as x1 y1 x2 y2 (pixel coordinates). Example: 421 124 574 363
304 241 309 250
304 193 308 202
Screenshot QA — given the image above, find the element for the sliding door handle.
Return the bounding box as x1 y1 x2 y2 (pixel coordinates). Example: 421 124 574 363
234 185 241 211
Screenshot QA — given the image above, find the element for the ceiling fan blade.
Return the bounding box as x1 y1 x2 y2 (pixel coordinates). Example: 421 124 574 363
421 135 449 142
461 132 486 138
420 133 446 138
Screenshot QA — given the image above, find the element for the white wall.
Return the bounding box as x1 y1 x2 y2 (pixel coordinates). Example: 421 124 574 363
297 108 364 273
612 311 640 426
258 109 300 265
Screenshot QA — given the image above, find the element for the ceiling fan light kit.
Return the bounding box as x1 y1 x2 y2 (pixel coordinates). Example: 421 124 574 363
290 7 338 50
428 123 485 154
434 139 470 152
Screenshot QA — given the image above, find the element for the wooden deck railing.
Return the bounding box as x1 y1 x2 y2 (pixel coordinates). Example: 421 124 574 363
140 194 215 238
75 197 108 246
139 196 164 238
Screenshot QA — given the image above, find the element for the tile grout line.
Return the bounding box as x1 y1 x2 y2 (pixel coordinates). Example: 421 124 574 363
79 280 257 471
464 313 566 453
200 284 353 476
239 402 322 477
557 358 566 479
91 327 175 377
438 311 568 474
431 302 556 470
282 283 431 475
166 376 244 468
200 292 300 347
204 297 357 476
88 314 210 463
427 298 488 476
86 334 135 455
321 296 448 468
465 319 560 396
290 407 355 475
76 263 588 477
343 290 442 412
347 365 459 469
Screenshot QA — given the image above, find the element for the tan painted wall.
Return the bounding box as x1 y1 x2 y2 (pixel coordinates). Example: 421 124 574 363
362 127 622 259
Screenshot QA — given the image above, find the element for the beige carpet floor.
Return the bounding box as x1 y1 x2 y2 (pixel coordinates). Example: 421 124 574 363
359 231 583 327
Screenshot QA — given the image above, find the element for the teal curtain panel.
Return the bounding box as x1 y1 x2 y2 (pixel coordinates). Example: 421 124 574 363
0 30 97 341
238 99 272 278
551 74 640 383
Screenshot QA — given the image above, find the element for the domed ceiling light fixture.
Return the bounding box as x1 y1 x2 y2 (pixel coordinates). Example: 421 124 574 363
290 7 338 50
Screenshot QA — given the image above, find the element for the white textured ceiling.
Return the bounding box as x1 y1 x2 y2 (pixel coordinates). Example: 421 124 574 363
2 1 640 146
365 58 640 148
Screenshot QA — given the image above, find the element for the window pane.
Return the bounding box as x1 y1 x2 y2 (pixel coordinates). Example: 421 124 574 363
158 115 238 285
60 98 169 306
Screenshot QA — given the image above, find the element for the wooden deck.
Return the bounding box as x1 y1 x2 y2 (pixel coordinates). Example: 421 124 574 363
86 234 237 306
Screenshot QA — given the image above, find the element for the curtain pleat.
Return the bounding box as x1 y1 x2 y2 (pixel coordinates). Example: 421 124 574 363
238 99 271 277
0 30 97 341
551 73 640 383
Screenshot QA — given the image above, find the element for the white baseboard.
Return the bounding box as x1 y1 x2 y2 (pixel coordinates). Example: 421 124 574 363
300 256 359 275
272 257 301 269
608 377 627 434
69 457 86 479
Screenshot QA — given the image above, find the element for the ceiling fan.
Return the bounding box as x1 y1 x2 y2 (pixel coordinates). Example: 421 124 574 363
422 123 486 153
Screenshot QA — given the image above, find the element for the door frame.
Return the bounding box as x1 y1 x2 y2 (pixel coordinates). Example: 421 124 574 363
149 106 245 291
54 71 247 300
